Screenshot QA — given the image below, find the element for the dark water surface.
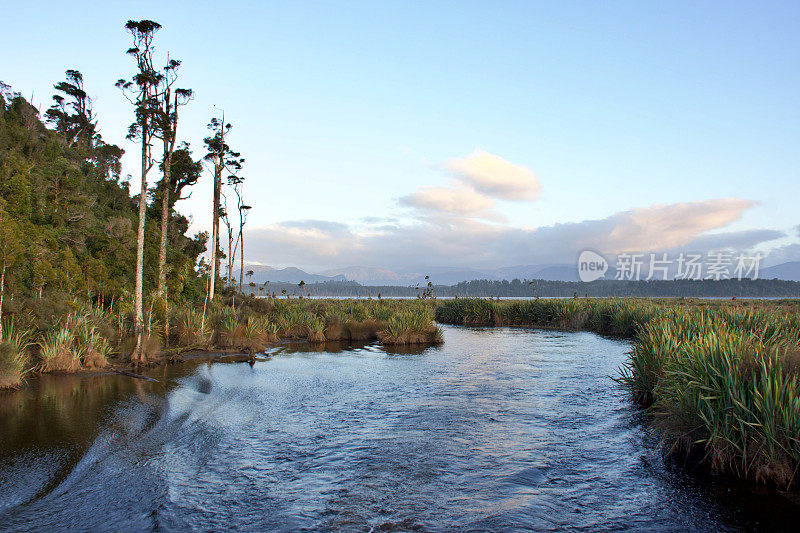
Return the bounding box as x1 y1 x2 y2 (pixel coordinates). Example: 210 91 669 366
1 326 797 531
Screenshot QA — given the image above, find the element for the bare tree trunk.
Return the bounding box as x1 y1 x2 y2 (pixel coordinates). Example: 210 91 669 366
209 160 221 301
223 215 236 309
0 262 5 339
157 143 173 348
131 134 148 366
157 150 172 297
227 220 234 288
239 220 244 294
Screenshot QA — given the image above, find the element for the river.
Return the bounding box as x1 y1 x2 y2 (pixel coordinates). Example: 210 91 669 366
0 325 796 531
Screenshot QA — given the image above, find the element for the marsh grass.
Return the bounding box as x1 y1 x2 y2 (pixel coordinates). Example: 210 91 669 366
223 297 440 345
621 307 800 489
175 308 213 348
435 297 656 336
39 324 80 373
1 296 437 387
31 309 117 373
0 321 33 389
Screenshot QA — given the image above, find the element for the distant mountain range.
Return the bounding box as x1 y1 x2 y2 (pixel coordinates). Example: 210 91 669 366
761 261 800 282
321 265 579 285
247 265 346 285
244 260 800 287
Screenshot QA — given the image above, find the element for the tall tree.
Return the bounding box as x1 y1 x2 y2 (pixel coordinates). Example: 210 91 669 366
229 175 251 294
44 70 96 148
116 19 163 366
203 117 243 300
220 194 235 290
154 58 192 300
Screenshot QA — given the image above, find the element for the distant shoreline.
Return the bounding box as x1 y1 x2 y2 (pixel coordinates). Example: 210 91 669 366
244 278 800 299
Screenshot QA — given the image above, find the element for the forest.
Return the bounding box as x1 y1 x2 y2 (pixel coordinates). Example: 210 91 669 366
0 18 446 390
0 20 280 386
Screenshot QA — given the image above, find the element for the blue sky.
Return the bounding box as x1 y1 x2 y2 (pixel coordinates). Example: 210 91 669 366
2 1 799 272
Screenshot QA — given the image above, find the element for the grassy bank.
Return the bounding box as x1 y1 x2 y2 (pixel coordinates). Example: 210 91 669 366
0 296 441 389
435 297 800 490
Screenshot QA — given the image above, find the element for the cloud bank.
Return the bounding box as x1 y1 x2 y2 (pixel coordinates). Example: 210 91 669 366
238 150 787 272
245 198 776 271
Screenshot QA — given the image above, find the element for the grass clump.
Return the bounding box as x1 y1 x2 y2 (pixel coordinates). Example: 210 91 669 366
175 308 212 348
378 302 442 345
618 306 800 489
39 324 80 373
435 297 655 336
36 312 115 373
0 322 32 389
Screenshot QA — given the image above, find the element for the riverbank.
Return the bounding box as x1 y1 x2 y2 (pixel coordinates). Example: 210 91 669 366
1 325 796 530
5 294 799 492
435 297 800 490
0 297 441 389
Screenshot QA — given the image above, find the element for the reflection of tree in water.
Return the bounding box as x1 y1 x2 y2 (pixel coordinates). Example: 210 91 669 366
0 374 162 456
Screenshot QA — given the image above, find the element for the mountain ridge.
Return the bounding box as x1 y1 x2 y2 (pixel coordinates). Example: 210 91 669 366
246 261 800 286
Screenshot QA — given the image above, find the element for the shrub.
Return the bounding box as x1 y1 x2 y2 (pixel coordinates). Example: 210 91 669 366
39 324 80 373
0 322 32 389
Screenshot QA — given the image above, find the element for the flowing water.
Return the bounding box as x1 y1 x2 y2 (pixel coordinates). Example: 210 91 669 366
0 326 797 531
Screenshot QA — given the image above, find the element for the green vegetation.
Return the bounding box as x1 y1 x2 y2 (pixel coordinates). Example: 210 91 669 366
0 18 259 379
0 296 441 387
619 306 800 489
448 278 800 298
0 321 31 389
436 297 800 489
435 296 659 336
240 278 800 299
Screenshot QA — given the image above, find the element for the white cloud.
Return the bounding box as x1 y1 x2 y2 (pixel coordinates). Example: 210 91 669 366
399 186 498 219
398 150 540 221
445 149 541 201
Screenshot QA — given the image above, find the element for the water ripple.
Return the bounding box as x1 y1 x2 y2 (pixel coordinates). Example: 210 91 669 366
0 326 797 531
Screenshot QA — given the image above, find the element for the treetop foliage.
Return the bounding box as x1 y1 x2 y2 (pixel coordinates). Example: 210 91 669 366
0 74 206 308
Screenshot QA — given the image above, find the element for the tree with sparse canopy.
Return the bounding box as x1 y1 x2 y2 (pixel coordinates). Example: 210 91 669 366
153 58 192 301
204 116 243 301
116 19 164 366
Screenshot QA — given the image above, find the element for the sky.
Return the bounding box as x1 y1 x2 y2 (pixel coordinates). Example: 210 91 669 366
2 1 799 273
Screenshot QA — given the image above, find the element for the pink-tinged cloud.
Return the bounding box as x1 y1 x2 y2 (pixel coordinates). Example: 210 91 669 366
608 198 758 252
445 150 541 201
399 186 498 219
244 198 768 271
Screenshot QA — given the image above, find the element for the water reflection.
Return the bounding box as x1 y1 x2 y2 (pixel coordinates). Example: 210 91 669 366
0 328 797 531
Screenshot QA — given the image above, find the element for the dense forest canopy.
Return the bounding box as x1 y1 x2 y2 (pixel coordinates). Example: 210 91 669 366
0 78 206 319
